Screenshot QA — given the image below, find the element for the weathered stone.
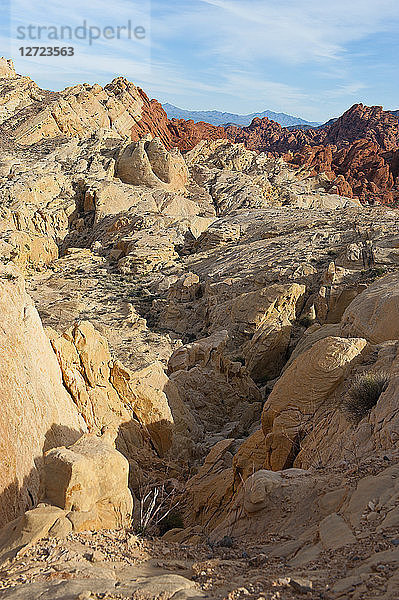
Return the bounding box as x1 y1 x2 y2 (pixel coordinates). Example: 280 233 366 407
0 268 85 527
0 505 66 563
319 513 356 550
261 336 367 470
110 361 175 457
341 272 399 343
116 136 188 190
44 432 133 530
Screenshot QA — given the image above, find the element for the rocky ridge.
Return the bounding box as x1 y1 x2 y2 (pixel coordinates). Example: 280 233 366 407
226 104 399 205
2 59 397 207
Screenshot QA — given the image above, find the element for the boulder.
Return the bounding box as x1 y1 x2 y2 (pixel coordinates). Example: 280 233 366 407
261 336 367 470
318 513 356 550
341 272 399 343
0 505 66 563
209 284 305 369
209 467 317 541
116 136 188 190
44 432 133 530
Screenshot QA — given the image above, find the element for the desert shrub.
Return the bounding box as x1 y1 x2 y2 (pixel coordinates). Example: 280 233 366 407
0 273 17 281
368 267 388 280
136 481 179 535
344 370 390 422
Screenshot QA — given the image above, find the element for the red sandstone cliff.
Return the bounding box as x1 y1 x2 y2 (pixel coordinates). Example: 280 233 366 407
221 104 399 205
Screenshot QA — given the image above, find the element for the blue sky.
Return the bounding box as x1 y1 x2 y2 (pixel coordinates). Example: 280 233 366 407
1 0 399 122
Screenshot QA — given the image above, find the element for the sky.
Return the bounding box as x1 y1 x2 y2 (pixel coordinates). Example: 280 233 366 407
1 0 399 122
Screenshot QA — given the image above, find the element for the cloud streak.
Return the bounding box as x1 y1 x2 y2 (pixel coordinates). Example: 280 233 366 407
5 0 399 121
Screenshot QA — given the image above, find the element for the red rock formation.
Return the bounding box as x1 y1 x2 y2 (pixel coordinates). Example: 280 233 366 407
108 81 228 152
289 145 335 179
131 94 173 148
324 104 399 151
225 117 322 153
224 103 399 205
167 118 228 152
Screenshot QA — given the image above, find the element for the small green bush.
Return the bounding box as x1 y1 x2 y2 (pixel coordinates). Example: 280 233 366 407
368 267 388 279
0 273 17 281
344 370 390 422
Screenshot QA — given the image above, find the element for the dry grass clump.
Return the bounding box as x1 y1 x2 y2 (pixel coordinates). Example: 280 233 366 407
137 481 180 535
344 370 390 422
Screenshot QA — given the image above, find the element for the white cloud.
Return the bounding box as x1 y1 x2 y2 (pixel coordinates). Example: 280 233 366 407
154 0 399 66
148 0 399 119
9 0 151 83
325 82 367 98
4 0 399 120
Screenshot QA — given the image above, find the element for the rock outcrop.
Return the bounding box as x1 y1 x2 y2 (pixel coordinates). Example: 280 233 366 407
0 267 86 527
0 63 224 153
226 104 399 205
0 58 16 78
116 136 188 190
261 336 367 470
341 271 399 343
44 432 133 531
50 320 194 462
2 61 399 600
168 332 262 448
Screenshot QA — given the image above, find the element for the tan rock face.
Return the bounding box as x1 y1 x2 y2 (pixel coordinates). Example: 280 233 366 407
3 77 146 146
0 267 86 527
110 360 175 458
293 339 399 468
242 283 306 381
0 230 58 272
0 505 67 564
209 284 305 350
341 272 399 343
116 137 188 190
319 513 356 550
49 321 130 433
209 467 320 541
50 321 192 461
182 439 235 529
0 58 16 78
232 429 268 485
44 433 133 530
261 336 367 470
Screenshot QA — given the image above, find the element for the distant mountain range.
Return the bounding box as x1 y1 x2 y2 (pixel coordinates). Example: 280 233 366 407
163 103 321 128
